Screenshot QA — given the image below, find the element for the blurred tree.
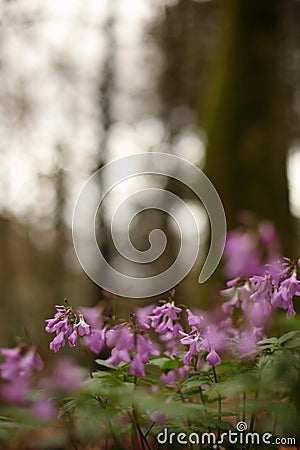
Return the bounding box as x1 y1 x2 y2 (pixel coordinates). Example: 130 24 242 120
202 0 293 254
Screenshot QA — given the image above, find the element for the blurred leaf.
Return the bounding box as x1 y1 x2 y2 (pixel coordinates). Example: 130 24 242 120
278 330 300 344
283 337 300 349
258 337 278 346
95 359 119 370
161 359 179 373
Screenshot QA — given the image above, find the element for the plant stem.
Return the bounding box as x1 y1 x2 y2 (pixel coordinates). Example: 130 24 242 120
212 366 221 450
132 407 151 450
242 391 246 423
249 389 259 432
199 387 213 450
96 396 122 449
81 340 93 379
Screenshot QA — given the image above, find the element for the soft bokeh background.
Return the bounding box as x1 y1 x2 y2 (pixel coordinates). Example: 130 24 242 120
0 0 300 352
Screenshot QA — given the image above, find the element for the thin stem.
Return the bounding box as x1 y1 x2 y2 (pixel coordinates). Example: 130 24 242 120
66 410 79 450
242 391 246 423
96 396 122 449
246 390 260 450
145 421 155 438
199 387 213 449
81 340 93 379
249 390 259 432
272 412 277 436
132 407 151 450
212 366 221 450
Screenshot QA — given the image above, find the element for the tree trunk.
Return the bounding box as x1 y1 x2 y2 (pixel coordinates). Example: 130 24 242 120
202 0 292 255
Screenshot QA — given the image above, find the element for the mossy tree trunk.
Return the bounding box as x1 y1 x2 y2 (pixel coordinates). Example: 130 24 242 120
203 0 292 254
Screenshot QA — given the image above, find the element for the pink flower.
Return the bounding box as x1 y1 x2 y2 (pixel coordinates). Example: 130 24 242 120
42 358 86 394
46 302 94 352
130 354 145 377
224 230 263 278
233 330 262 360
106 324 134 350
1 380 30 404
76 315 91 337
148 410 165 426
83 329 106 354
0 344 44 404
148 302 182 335
271 272 300 315
79 306 102 328
206 350 221 366
50 331 65 353
68 330 78 348
30 398 58 422
180 326 202 365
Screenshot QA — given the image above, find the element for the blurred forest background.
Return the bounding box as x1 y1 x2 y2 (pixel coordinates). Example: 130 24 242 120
0 0 300 354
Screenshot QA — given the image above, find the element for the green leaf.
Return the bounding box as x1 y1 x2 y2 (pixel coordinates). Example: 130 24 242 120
278 330 300 344
148 355 173 369
283 337 300 349
95 359 118 370
58 399 76 419
257 337 278 345
162 359 179 373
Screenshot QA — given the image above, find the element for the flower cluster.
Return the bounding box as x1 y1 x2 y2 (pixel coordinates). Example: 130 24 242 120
45 301 91 352
179 313 229 367
42 257 299 383
147 301 182 336
0 343 43 404
221 259 300 319
46 302 108 355
223 217 280 278
105 321 160 377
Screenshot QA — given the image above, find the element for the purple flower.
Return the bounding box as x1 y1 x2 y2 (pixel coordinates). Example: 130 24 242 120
0 345 43 381
233 331 259 360
159 330 182 357
160 365 189 384
224 230 263 278
206 350 221 366
106 324 134 350
245 302 267 328
18 348 44 376
129 334 160 376
30 398 58 422
46 302 94 352
180 326 202 365
107 347 131 366
42 358 86 394
0 347 21 380
160 370 177 383
221 287 239 314
200 325 227 354
148 302 182 335
76 315 91 337
106 324 134 366
79 306 102 328
1 380 30 404
271 272 300 315
50 331 66 353
68 330 78 348
249 274 273 316
130 354 145 377
148 410 165 426
83 329 106 354
186 309 205 328
135 304 155 330
0 344 43 404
